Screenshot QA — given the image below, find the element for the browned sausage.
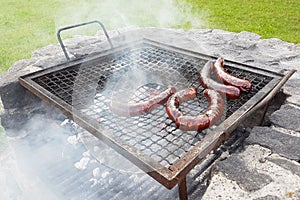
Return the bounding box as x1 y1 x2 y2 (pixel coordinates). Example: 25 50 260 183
202 88 224 125
213 57 252 92
166 88 224 131
166 87 197 121
199 60 241 99
175 115 210 131
110 86 176 117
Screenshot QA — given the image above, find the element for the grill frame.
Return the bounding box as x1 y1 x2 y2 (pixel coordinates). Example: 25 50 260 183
19 38 291 190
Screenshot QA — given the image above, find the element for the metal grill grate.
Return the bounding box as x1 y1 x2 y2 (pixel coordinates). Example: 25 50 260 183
31 45 272 167
20 39 290 190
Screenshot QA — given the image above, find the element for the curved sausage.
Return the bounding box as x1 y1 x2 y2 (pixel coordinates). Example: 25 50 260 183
175 114 210 131
166 87 197 121
202 89 224 125
166 88 224 131
110 86 176 117
213 57 252 92
199 60 241 99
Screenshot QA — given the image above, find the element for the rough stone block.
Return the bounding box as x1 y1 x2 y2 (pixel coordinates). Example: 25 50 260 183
1 109 29 136
285 74 300 85
203 145 300 199
236 31 262 41
269 104 300 132
214 154 273 191
286 95 300 107
246 126 300 160
0 82 41 109
284 78 300 106
229 39 257 50
253 195 281 200
267 157 300 177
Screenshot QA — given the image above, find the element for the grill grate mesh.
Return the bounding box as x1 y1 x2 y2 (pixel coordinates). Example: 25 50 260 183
33 44 273 167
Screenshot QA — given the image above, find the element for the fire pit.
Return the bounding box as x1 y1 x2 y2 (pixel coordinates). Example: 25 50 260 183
18 21 295 200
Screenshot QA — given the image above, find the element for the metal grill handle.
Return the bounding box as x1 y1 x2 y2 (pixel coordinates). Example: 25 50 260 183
57 20 113 61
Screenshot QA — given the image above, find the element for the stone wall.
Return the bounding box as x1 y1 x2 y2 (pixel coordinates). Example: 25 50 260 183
0 27 299 199
1 28 299 133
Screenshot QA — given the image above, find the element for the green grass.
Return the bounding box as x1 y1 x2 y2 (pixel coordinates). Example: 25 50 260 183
0 0 61 74
186 0 300 43
0 0 299 75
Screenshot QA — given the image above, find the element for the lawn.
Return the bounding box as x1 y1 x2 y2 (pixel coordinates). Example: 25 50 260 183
187 0 300 43
0 0 299 74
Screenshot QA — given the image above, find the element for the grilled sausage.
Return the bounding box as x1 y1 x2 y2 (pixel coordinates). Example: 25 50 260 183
202 88 224 125
166 87 197 121
110 86 176 117
175 115 210 131
166 88 224 131
199 60 241 99
213 57 252 92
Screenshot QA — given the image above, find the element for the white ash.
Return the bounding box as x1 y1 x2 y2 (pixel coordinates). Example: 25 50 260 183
74 156 90 170
67 135 80 145
92 167 101 178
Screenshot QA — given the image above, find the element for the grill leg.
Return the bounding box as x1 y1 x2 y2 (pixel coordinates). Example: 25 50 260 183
178 177 188 200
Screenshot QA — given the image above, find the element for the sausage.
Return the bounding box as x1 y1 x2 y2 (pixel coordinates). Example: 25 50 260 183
166 88 224 131
175 115 210 131
213 57 252 92
166 87 197 121
165 95 182 122
199 60 241 99
110 86 176 117
202 89 224 125
176 89 224 131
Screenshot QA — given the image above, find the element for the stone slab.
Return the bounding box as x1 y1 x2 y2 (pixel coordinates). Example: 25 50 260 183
253 195 281 200
246 126 300 160
202 145 300 200
284 78 300 106
0 82 41 109
269 104 300 132
286 94 300 107
214 153 273 191
267 156 300 177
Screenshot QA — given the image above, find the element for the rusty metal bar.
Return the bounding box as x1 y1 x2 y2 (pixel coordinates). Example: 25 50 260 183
247 70 296 112
57 20 113 61
223 69 296 137
18 38 295 193
178 177 188 200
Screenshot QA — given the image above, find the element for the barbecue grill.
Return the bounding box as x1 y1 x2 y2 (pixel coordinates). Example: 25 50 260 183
19 21 295 200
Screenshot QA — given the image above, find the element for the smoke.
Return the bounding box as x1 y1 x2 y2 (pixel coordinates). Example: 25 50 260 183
55 0 207 36
0 2 211 198
0 115 82 200
54 0 207 108
0 109 153 199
